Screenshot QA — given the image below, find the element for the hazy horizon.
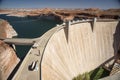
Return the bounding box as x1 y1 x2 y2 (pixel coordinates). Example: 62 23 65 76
0 0 120 9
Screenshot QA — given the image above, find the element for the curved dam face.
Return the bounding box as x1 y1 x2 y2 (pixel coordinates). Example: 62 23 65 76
42 21 120 80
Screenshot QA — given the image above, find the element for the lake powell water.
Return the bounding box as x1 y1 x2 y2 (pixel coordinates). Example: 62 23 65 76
0 14 61 59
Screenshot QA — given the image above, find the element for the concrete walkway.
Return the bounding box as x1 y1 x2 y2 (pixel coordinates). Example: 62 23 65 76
0 37 41 45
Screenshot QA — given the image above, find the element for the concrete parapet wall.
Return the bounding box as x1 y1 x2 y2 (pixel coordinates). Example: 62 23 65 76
42 21 120 79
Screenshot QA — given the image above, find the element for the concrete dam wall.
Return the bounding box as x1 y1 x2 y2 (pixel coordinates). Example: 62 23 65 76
42 21 120 80
12 20 120 80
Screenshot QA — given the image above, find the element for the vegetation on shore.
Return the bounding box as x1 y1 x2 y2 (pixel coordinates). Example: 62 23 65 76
73 67 110 80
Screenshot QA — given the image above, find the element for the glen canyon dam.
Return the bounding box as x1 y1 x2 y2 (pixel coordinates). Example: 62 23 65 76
0 8 120 80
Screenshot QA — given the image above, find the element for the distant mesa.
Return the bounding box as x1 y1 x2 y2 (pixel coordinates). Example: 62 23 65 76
0 8 120 21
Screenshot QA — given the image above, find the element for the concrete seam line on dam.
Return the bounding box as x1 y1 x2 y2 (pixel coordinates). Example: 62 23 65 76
6 19 120 80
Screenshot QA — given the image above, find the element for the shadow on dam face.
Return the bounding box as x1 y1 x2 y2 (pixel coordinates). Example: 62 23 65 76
41 21 120 80
113 22 120 55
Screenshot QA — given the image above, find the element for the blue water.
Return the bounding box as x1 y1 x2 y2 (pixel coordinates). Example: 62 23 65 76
0 14 61 59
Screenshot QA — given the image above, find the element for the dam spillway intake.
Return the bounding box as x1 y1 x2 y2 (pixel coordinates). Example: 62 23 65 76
13 19 120 80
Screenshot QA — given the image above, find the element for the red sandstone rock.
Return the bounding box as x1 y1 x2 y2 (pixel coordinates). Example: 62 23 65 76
63 15 74 22
0 19 19 80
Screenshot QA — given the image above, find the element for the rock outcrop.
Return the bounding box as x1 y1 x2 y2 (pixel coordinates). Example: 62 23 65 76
0 19 19 80
0 19 17 38
0 41 19 80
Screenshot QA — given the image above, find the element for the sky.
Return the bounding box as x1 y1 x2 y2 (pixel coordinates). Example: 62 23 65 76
0 0 120 9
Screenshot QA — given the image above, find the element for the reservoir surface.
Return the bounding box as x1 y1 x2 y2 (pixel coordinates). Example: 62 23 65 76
0 14 60 59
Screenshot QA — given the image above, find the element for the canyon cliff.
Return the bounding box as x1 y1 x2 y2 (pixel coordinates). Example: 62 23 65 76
0 19 19 80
